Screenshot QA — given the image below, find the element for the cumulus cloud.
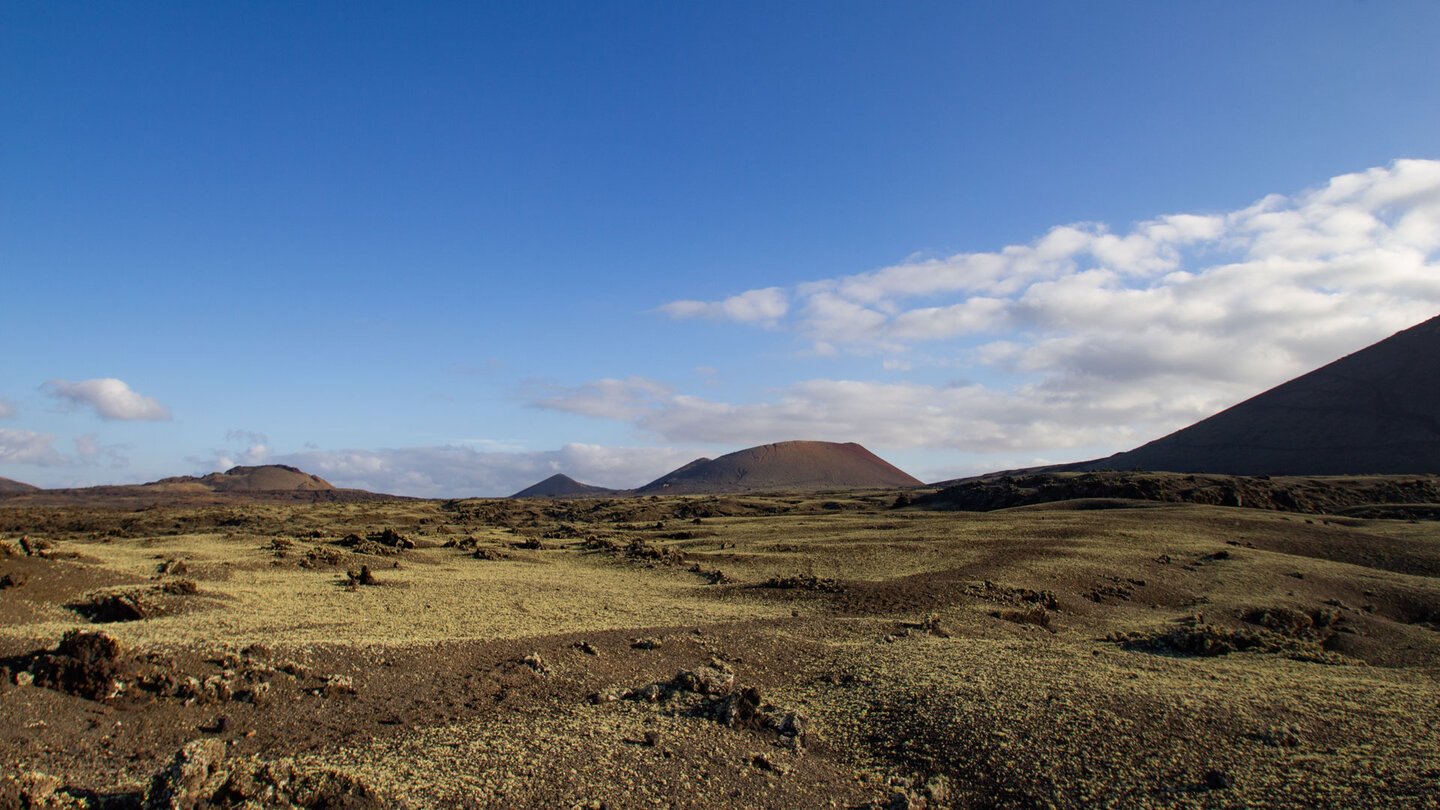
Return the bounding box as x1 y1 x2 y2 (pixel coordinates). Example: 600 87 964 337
271 443 704 498
658 160 1440 380
42 378 172 421
625 161 1440 462
0 429 66 466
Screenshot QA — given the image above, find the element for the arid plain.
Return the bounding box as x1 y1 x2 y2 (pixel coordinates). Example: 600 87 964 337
3 471 1439 808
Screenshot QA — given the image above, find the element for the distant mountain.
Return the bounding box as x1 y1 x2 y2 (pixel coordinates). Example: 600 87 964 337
149 464 336 492
511 473 617 498
1073 314 1440 475
0 476 40 493
0 465 393 506
635 441 922 495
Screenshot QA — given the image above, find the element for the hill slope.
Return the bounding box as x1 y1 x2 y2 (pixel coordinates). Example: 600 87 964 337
1076 315 1440 475
636 441 921 495
511 474 616 498
0 476 40 493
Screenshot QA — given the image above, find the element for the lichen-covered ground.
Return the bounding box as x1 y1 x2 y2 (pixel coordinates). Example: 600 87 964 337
2 487 1438 808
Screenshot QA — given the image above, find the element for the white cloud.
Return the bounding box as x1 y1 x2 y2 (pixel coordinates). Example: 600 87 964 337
624 161 1440 464
226 429 269 447
527 376 673 420
657 161 1440 371
0 396 14 419
630 379 1182 455
189 430 274 473
271 443 704 498
0 429 66 466
73 434 130 469
657 287 789 325
42 378 172 421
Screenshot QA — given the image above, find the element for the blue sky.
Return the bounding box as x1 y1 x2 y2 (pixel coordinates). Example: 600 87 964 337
3 2 1439 496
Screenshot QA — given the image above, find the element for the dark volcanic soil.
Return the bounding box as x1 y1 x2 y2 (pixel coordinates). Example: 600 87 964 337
2 480 1438 808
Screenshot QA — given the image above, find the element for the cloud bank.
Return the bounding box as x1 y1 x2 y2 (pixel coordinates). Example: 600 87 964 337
599 161 1440 457
42 378 172 421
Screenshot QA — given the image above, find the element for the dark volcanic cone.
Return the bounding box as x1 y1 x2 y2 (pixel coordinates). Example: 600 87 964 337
511 474 617 499
1077 314 1440 475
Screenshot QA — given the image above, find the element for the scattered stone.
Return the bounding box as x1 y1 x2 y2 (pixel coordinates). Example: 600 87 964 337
1202 769 1234 790
582 536 622 552
997 603 1053 631
68 589 159 623
145 740 395 809
751 753 784 772
158 578 200 595
1254 723 1304 747
575 641 600 656
339 529 415 556
18 536 54 557
157 558 189 576
1111 618 1344 663
673 666 735 695
625 539 685 565
630 637 663 650
322 675 356 697
28 630 126 700
760 574 842 592
521 653 550 674
1242 606 1342 641
237 682 271 706
242 643 273 659
923 774 950 804
301 546 347 568
689 564 731 584
346 565 380 587
0 572 26 589
147 738 229 809
0 771 62 808
626 682 666 703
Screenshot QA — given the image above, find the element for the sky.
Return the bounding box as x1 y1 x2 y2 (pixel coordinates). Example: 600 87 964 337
3 1 1439 497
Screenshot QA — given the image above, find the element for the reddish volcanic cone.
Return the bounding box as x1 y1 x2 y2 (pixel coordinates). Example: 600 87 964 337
635 441 921 495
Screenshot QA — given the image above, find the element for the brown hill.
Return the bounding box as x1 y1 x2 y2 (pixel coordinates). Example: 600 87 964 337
635 441 922 495
152 465 337 492
0 465 393 507
0 476 40 493
511 474 617 499
1072 314 1440 476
